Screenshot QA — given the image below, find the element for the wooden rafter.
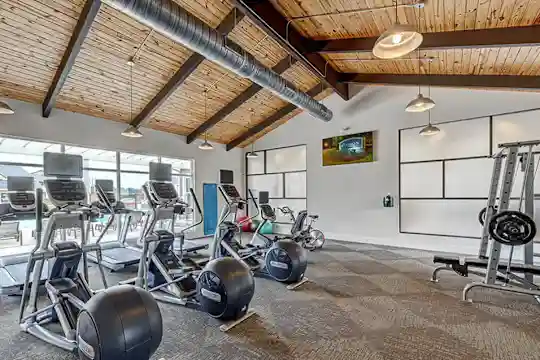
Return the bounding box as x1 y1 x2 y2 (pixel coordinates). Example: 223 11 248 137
42 0 101 118
233 0 349 100
313 25 540 54
186 56 297 143
227 83 324 150
129 9 244 129
342 74 540 89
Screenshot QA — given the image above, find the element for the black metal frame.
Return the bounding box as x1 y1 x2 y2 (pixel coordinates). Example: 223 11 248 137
398 107 540 239
245 144 307 225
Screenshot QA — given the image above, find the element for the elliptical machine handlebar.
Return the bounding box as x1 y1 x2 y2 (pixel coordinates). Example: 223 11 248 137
176 188 203 235
238 189 260 226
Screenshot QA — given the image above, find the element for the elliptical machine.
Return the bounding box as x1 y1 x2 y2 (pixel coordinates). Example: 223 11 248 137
131 162 256 332
19 152 163 359
214 171 309 290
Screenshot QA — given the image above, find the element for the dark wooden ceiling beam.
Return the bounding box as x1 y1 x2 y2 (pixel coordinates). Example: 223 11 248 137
130 9 244 128
233 0 349 101
187 56 296 143
313 25 540 54
227 84 324 150
342 73 540 89
42 0 101 117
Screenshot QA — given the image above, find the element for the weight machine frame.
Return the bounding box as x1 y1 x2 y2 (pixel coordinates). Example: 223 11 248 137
432 140 540 303
464 140 540 301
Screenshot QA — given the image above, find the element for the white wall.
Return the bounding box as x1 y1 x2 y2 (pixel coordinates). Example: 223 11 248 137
251 85 540 254
0 100 244 237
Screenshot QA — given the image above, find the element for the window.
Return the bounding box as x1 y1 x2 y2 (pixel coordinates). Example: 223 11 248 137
120 152 159 172
0 137 195 254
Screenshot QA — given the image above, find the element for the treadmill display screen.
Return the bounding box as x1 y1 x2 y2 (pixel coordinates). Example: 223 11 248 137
149 162 172 182
7 176 34 191
44 152 83 178
222 184 241 199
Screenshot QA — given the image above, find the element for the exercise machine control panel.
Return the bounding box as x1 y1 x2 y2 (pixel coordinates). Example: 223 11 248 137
221 184 243 203
7 176 36 211
45 179 87 205
149 181 178 203
260 204 276 221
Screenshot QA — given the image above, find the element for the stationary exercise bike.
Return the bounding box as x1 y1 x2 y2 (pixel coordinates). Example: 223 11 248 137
214 174 308 290
19 152 163 360
277 206 325 250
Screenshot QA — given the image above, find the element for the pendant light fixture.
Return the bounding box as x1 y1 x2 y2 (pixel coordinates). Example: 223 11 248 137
121 57 143 138
246 109 258 158
406 48 435 112
373 0 423 59
199 89 214 150
419 110 440 136
419 58 439 136
246 143 258 158
0 101 14 115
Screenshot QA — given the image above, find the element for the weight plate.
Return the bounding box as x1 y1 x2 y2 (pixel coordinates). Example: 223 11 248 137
478 205 498 226
488 210 536 246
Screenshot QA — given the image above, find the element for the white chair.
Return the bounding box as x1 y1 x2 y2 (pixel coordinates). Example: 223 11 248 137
0 221 22 246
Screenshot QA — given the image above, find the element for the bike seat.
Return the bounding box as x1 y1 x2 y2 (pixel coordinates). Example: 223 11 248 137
309 215 319 220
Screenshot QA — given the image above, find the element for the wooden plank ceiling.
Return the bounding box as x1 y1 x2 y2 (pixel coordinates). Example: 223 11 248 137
1 0 540 148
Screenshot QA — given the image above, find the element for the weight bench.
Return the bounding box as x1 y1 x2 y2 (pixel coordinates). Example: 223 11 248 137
432 255 540 283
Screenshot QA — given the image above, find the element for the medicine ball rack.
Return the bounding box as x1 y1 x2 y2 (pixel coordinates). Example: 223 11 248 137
432 140 540 303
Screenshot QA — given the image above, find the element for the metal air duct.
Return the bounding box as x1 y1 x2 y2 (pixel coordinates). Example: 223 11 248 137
102 0 333 121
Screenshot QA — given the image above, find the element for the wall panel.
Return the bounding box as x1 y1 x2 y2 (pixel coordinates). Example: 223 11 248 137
400 117 490 162
401 162 443 198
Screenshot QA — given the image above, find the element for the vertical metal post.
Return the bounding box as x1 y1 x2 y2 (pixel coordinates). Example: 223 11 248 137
479 152 504 258
485 146 519 284
523 152 535 282
116 152 122 240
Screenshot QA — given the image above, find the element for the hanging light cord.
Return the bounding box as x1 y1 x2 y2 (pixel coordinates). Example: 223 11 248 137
204 88 208 142
417 7 421 96
427 59 432 125
130 62 133 122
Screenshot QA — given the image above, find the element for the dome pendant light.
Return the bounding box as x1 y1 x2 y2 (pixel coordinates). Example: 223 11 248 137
199 89 214 151
406 49 435 113
0 101 14 115
373 1 423 59
246 144 258 159
419 110 440 136
121 58 143 138
406 93 436 113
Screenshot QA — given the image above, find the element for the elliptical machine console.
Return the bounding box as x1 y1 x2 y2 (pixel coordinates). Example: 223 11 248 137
215 170 309 290
19 152 163 359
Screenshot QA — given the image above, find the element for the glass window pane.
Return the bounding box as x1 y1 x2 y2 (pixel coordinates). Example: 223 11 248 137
120 152 158 172
66 146 117 170
0 165 43 248
120 172 150 211
161 157 193 175
0 138 61 165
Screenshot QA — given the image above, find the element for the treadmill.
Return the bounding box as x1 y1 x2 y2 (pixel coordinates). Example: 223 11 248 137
86 179 142 271
0 176 48 295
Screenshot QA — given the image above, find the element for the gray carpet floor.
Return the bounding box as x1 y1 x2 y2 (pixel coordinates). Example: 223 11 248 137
1 241 540 359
